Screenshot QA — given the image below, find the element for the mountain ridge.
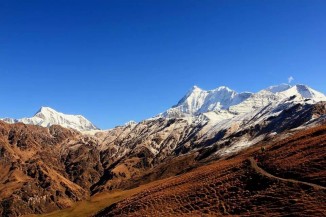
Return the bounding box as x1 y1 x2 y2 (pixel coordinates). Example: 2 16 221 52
1 106 98 131
161 84 326 118
1 84 325 132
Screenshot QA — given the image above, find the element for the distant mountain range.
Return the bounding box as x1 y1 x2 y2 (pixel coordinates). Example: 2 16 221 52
161 83 325 118
1 84 325 132
0 83 325 216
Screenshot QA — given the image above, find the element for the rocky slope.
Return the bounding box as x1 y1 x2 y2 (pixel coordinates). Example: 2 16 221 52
94 125 326 217
88 99 326 194
0 122 103 216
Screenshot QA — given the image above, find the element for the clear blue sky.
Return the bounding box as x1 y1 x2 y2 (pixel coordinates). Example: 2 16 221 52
1 0 325 129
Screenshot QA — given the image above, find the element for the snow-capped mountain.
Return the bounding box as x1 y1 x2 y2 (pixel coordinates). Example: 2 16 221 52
91 84 326 187
279 84 326 101
161 84 326 118
160 85 253 118
124 120 137 127
1 107 98 131
265 83 291 93
1 83 326 217
230 84 326 115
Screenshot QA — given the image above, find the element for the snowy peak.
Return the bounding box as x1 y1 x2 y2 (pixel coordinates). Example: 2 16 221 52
279 84 326 101
213 86 234 92
124 120 137 127
264 84 325 101
295 84 315 98
173 85 208 114
163 85 252 118
228 84 326 115
190 85 201 91
1 107 99 131
34 106 60 119
162 83 325 119
36 106 56 114
266 84 291 93
175 85 205 106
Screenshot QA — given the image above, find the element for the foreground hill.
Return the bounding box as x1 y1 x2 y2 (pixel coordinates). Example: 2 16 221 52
94 125 326 216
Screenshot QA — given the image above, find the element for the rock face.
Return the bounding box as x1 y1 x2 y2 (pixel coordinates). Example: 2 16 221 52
0 84 325 216
1 107 98 131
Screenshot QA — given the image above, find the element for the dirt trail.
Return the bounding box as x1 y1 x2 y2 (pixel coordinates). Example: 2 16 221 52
249 157 326 190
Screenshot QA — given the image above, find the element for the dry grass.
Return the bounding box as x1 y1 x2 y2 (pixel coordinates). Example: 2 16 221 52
23 187 145 217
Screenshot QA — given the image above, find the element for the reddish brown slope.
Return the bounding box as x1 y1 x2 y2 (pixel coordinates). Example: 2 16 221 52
95 125 326 216
258 125 326 186
0 122 89 216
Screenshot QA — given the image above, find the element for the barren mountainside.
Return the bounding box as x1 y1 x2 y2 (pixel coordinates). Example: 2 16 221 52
0 84 325 216
94 125 326 216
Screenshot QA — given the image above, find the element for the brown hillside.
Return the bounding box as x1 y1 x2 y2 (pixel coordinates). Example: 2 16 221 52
95 125 326 216
259 125 326 186
0 122 90 216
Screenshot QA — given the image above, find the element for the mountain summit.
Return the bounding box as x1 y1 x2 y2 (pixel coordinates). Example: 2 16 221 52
161 85 253 118
1 106 98 131
161 84 326 118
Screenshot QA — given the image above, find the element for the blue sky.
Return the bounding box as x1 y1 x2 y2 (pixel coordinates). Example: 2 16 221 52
1 0 325 129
